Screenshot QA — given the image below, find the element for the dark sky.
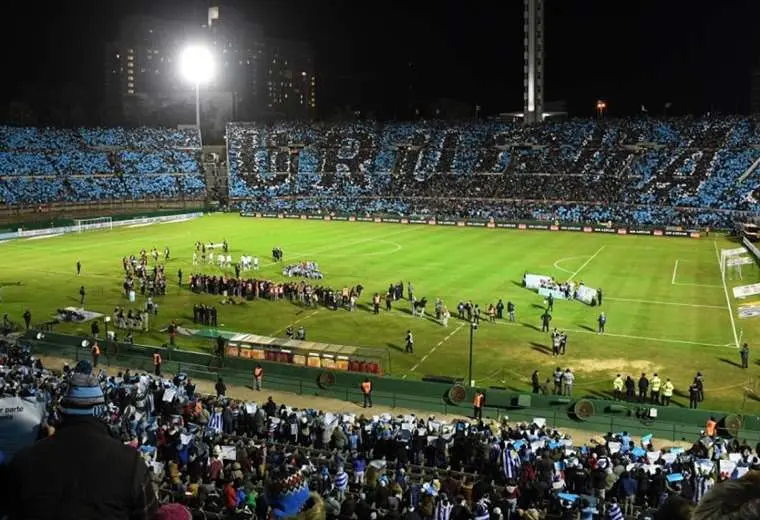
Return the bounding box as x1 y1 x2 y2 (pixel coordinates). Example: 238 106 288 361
2 0 759 119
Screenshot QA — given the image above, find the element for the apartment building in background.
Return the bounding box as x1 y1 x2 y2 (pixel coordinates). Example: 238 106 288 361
104 4 316 125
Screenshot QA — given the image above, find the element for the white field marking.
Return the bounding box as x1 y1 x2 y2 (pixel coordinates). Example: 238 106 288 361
568 246 605 281
25 233 63 240
528 320 733 348
269 309 320 337
127 223 153 228
553 255 590 275
391 312 733 350
605 296 726 310
297 226 419 257
670 258 721 288
403 322 466 378
160 217 196 224
714 240 740 349
289 239 404 259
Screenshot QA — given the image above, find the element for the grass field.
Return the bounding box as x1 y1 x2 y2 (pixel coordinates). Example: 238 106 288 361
1 213 759 413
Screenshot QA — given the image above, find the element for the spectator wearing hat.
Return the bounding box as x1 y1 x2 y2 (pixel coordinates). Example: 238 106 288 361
155 503 192 520
2 373 158 519
265 465 315 520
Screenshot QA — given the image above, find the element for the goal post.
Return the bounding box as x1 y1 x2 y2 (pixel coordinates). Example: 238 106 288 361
73 216 113 233
721 247 751 280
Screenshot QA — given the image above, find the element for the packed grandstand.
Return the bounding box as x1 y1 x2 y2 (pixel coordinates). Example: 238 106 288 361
2 117 760 229
0 343 752 520
1 118 760 520
0 126 205 205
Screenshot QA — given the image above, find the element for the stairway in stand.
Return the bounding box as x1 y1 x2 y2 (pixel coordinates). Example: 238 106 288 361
201 145 229 205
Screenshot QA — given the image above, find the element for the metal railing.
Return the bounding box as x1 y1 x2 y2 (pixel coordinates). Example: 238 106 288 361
35 342 755 444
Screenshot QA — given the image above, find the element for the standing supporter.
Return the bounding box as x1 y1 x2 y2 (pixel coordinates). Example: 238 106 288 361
361 377 373 408
473 390 485 420
2 373 158 519
254 363 264 391
153 349 162 376
91 341 101 368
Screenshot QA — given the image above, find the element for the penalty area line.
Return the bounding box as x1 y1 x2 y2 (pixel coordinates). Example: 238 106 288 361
604 296 725 310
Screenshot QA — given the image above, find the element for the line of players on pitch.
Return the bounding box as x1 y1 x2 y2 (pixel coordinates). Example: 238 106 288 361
192 251 261 270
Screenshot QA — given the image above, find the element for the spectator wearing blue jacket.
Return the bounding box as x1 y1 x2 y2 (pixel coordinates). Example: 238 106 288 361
352 455 367 485
619 471 638 515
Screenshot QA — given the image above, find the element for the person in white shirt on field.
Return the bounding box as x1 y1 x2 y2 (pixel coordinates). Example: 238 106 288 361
441 307 450 327
562 368 575 396
225 254 232 267
192 252 197 265
208 252 214 265
253 256 260 271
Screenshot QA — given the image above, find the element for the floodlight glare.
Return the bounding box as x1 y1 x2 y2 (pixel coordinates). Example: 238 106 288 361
180 45 214 84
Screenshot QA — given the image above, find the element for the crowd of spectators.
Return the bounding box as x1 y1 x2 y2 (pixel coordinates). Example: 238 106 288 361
227 117 760 228
3 117 759 226
0 340 759 520
0 126 206 205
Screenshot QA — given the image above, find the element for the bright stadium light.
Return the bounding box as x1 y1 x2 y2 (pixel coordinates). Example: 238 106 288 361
180 45 214 84
179 45 214 134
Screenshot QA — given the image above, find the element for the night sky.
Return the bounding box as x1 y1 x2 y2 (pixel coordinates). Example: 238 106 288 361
2 0 758 120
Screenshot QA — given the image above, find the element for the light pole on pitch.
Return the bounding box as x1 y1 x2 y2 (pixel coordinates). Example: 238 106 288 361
467 320 478 387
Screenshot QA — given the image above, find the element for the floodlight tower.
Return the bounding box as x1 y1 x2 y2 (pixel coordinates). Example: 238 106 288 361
179 45 215 132
523 0 545 124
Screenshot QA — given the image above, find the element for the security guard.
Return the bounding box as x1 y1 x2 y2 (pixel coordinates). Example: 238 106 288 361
152 350 162 376
662 379 674 406
613 374 624 400
91 342 101 368
254 364 264 391
705 416 717 437
650 373 662 405
361 378 373 408
473 390 485 420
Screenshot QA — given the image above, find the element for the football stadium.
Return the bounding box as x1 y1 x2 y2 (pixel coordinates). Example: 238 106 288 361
3 2 760 519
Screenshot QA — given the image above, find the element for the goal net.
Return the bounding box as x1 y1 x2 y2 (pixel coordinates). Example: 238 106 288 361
721 247 755 281
74 216 113 233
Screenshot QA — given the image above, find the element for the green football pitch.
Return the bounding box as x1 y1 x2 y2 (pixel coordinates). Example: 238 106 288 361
1 213 758 413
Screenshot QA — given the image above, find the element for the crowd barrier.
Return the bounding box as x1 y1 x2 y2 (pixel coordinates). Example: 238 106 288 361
241 212 704 239
24 331 760 444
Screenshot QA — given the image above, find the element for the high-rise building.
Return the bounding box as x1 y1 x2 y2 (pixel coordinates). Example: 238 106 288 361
263 38 316 117
104 5 316 123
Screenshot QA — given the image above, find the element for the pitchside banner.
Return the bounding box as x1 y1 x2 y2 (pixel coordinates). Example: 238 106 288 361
739 302 760 319
0 397 46 459
733 283 760 299
237 213 701 238
524 274 553 290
